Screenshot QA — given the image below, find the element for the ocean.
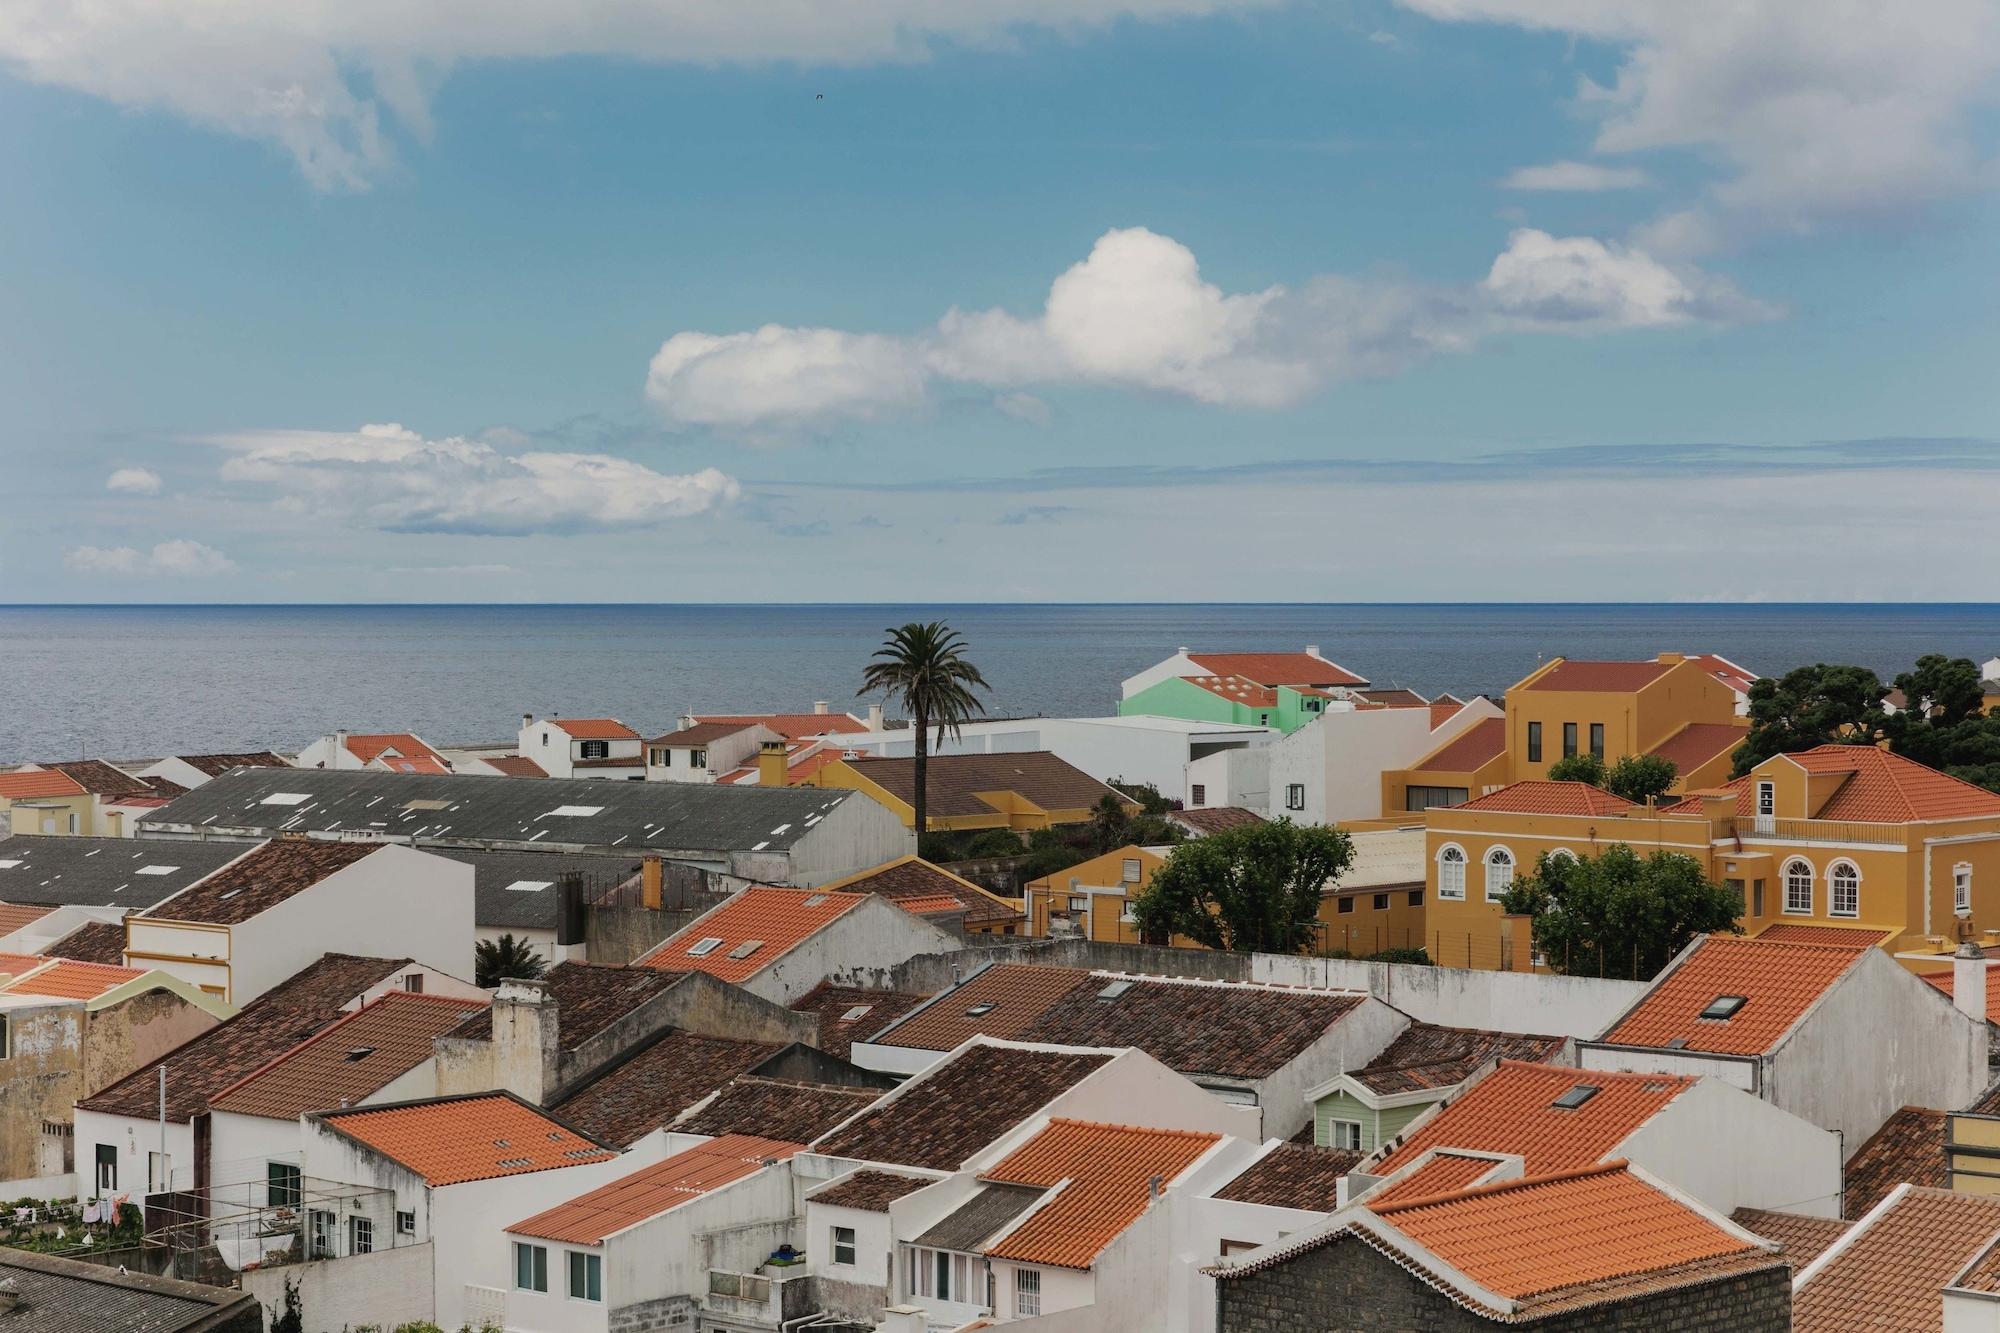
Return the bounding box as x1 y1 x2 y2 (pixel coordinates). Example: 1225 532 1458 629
4 603 1999 762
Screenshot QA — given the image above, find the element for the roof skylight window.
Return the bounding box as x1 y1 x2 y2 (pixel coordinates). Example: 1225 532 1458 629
504 880 553 893
727 939 765 960
1097 980 1136 1001
687 937 725 957
1699 995 1748 1021
839 1005 874 1022
343 1046 376 1062
803 893 829 907
1551 1084 1600 1110
260 793 310 806
547 805 604 817
965 1002 997 1017
135 865 179 876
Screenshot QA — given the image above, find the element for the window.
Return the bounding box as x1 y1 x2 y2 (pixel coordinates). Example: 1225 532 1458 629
1191 784 1206 806
94 1143 116 1192
0 1014 8 1060
1562 722 1578 759
67 812 80 835
1337 897 1355 915
1408 890 1424 907
541 731 549 746
691 748 708 769
1589 723 1605 760
1829 861 1860 918
1121 858 1142 883
1067 895 1089 913
686 937 725 957
348 1215 373 1256
1405 785 1469 812
307 1210 335 1260
832 1225 857 1266
515 1242 549 1292
1437 845 1467 900
568 1250 602 1302
1726 878 1745 915
1552 1084 1600 1110
1752 878 1766 917
403 972 423 993
1526 721 1542 763
1372 893 1389 911
1016 1268 1042 1317
397 1211 415 1236
149 1152 170 1193
1484 847 1515 902
267 1161 300 1208
1756 781 1775 816
1286 783 1305 811
579 739 609 759
1700 995 1747 1021
1327 1119 1362 1150
1783 859 1814 914
1958 864 1974 916
650 748 665 765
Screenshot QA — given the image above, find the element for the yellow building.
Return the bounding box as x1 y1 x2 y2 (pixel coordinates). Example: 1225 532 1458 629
1319 827 1430 957
0 770 100 836
807 751 1138 832
1383 652 1749 817
1025 844 1168 942
1417 744 2000 971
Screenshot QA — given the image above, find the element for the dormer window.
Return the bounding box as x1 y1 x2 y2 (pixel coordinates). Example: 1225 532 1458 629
1552 1084 1600 1110
1699 994 1748 1021
579 740 609 760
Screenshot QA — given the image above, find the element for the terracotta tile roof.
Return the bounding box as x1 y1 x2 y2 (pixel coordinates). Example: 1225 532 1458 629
637 887 868 980
842 752 1132 820
0 901 55 938
1921 965 2000 1022
79 953 411 1120
1730 1207 1850 1267
551 1028 781 1147
446 961 686 1051
1601 935 1865 1056
139 838 380 926
1349 1024 1566 1097
1183 675 1278 708
508 1134 801 1244
42 760 153 798
1185 652 1366 688
818 856 1022 927
1372 1062 1692 1177
209 990 489 1121
650 721 759 747
811 1043 1113 1170
694 712 869 739
1367 1151 1508 1207
177 752 291 777
1213 1142 1358 1211
1685 745 2000 823
1794 1186 2000 1332
320 1092 616 1186
342 733 447 767
1692 655 1757 696
1523 660 1674 693
0 770 88 799
1754 923 1893 948
873 966 1092 1050
808 1168 936 1213
1414 717 1506 773
141 775 189 797
1647 722 1748 776
1370 1162 1763 1306
480 755 547 778
550 718 640 740
1842 1106 1946 1219
1457 780 1635 817
0 951 48 977
44 920 125 965
1429 698 1467 729
378 754 451 774
2 958 147 1001
1169 806 1266 836
982 1118 1222 1269
789 982 931 1060
672 1075 881 1143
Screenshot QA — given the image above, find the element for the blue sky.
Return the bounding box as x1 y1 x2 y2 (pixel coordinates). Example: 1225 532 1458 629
3 0 1998 601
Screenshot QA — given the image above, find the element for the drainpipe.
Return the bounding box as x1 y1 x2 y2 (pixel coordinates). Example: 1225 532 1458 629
157 1064 166 1192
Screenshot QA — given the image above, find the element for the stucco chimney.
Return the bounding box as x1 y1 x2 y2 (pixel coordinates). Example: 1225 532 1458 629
867 704 884 732
878 1309 926 1333
1307 644 1321 658
1955 942 1989 1025
1657 652 1686 665
491 978 559 1104
522 713 533 729
758 741 789 788
813 700 829 715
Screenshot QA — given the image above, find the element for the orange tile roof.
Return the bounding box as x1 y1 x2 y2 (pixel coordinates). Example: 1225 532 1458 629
378 754 450 774
981 1119 1221 1269
1370 1162 1760 1303
1680 746 2000 823
508 1134 802 1244
892 893 971 916
481 755 547 778
0 901 55 938
1429 698 1467 729
2 958 146 1001
1185 652 1366 688
694 712 869 740
1182 675 1278 708
636 887 868 981
342 733 445 765
1373 1062 1691 1177
1523 660 1674 693
318 1092 617 1186
1753 922 1892 948
1456 781 1635 817
1921 966 2000 1024
1692 654 1757 696
1794 1186 2000 1332
0 770 88 799
1602 935 1866 1056
1415 717 1506 774
1365 1152 1506 1208
209 990 490 1120
0 951 47 977
1647 722 1748 776
551 718 640 740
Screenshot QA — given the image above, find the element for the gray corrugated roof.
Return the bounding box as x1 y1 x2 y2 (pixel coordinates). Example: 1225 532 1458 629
913 1183 1046 1253
0 835 250 908
0 1246 257 1332
136 767 860 856
436 848 643 929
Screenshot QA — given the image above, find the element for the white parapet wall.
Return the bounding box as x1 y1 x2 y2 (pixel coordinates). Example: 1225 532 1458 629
1251 955 1647 1039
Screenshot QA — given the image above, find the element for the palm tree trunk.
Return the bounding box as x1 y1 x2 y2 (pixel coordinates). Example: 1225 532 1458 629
913 701 929 837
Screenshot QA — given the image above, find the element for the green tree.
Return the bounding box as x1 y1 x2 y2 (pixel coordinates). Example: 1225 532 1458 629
859 621 991 835
1499 845 1741 980
1732 663 1886 775
1130 820 1353 954
1111 781 1173 815
474 933 547 989
1884 655 1989 771
1604 753 1679 804
1545 753 1606 785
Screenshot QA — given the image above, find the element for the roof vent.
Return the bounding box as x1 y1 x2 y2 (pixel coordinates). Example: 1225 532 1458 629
727 939 765 961
1097 979 1136 1001
1699 995 1748 1021
1551 1084 1600 1110
343 1046 376 1062
1664 1037 1689 1050
965 1002 997 1017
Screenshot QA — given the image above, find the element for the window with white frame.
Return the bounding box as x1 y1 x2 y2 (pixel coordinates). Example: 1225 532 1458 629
1783 859 1814 914
568 1250 602 1302
832 1226 857 1266
1286 783 1305 811
1757 781 1775 816
348 1215 373 1256
397 1210 415 1236
579 740 609 760
1957 863 1974 916
1437 845 1467 900
1828 861 1860 918
514 1242 548 1292
906 1246 987 1304
1327 1119 1362 1150
1484 847 1515 902
1016 1267 1042 1317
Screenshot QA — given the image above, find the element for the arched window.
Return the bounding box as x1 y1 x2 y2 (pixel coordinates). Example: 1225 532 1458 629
1437 845 1467 901
1828 861 1860 918
1783 858 1815 915
1485 847 1516 903
1546 848 1578 866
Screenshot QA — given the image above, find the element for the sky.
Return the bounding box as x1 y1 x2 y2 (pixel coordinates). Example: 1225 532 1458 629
3 0 1999 602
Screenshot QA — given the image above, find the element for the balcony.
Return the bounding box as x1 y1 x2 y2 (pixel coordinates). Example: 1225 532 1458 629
1739 816 1906 848
706 1265 814 1325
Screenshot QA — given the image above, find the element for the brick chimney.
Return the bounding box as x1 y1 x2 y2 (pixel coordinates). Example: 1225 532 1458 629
491 978 558 1104
758 741 789 787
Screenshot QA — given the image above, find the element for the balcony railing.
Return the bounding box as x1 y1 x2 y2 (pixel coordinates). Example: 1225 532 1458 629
1739 817 1907 848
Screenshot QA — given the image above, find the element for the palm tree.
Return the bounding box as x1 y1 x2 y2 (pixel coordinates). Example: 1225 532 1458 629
859 621 991 835
475 933 548 989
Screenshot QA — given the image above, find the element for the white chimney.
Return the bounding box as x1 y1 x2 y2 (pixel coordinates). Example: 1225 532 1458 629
492 978 559 1104
1177 645 1189 655
333 729 350 767
523 713 533 728
877 1308 927 1333
1956 942 1989 1025
1307 644 1321 658
867 704 884 731
813 700 829 715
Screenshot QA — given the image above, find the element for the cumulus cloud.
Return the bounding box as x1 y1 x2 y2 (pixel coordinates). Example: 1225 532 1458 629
0 0 1270 190
1402 0 2000 244
644 225 1765 431
210 422 740 533
105 467 164 495
1502 160 1652 192
66 539 233 576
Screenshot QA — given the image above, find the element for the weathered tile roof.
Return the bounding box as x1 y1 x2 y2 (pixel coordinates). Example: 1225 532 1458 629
917 1183 1047 1253
44 919 126 965
672 1075 881 1144
1348 1024 1566 1097
1601 935 1866 1057
1794 1185 2000 1332
1185 652 1365 688
434 848 641 931
1842 1105 1946 1219
1415 717 1507 773
1372 1062 1692 1177
651 721 758 747
1457 780 1635 817
550 718 640 740
550 1028 782 1146
692 711 869 739
2 958 146 1001
841 752 1132 820
209 990 489 1121
507 1134 801 1245
636 887 869 980
982 1118 1221 1269
1168 806 1266 836
42 760 154 798
0 769 87 799
1354 688 1428 708
876 965 1092 1051
318 1091 616 1186
1213 1142 1357 1211
137 838 381 926
446 961 685 1051
479 755 547 778
1921 966 2000 1022
1183 675 1278 708
0 1247 260 1333
0 835 249 909
788 982 931 1060
79 953 411 1120
810 1043 1112 1170
342 732 448 767
176 751 292 777
1730 1207 1850 1267
1647 722 1748 776
0 900 54 938
807 1168 935 1213
818 855 1022 927
1523 660 1674 693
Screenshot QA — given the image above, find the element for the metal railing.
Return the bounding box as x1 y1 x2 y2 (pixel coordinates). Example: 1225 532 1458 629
1741 817 1907 848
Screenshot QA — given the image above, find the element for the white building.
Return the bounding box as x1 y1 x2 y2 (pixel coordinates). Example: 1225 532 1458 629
644 720 782 784
518 716 646 781
1266 696 1504 825
295 730 452 773
134 752 293 791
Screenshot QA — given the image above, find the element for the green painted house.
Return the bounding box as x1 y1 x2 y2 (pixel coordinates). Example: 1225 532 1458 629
1306 1025 1569 1153
1117 647 1370 735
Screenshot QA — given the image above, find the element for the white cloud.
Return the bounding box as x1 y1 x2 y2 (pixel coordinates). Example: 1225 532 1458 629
644 225 1765 431
66 539 233 576
993 392 1052 426
1501 160 1652 192
1402 0 2000 244
0 0 1271 190
105 467 165 495
210 422 740 533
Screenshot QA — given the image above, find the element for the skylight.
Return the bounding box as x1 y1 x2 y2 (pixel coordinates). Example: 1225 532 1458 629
1699 995 1748 1021
546 805 605 818
1552 1084 1600 1110
343 1046 377 1062
403 799 451 812
504 880 553 893
803 893 829 907
1097 979 1136 1001
839 1004 873 1022
218 889 243 900
260 793 310 806
687 937 725 957
135 865 179 876
0 860 18 869
965 1002 997 1017
727 939 766 961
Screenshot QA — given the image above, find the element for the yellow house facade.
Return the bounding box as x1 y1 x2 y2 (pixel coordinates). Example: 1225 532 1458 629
0 771 101 836
807 752 1137 832
1025 844 1168 943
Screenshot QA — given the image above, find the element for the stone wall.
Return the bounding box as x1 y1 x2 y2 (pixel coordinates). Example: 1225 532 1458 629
608 1292 695 1333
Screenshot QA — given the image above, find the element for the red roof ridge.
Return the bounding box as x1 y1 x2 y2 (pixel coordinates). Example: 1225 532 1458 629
1370 1158 1630 1216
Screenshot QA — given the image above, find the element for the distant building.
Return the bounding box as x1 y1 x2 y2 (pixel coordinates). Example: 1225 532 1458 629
134 751 292 791
1119 646 1370 735
806 751 1136 833
517 715 645 780
295 729 452 774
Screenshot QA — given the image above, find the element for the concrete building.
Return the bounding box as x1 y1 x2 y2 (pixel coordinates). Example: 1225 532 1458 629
1268 695 1503 826
1024 844 1166 943
1119 647 1371 735
518 715 646 781
294 730 452 773
134 752 292 791
645 719 783 783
